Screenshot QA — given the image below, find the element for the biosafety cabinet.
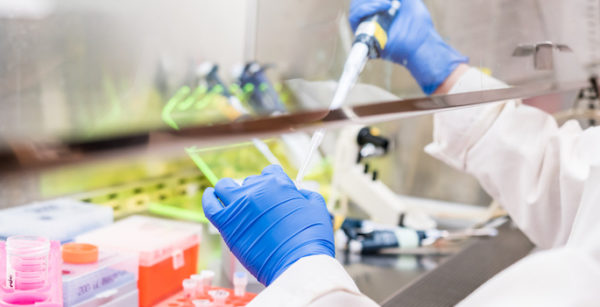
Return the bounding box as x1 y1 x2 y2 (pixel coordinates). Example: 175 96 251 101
0 0 597 306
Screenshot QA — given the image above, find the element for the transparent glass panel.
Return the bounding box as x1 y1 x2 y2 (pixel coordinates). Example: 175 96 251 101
0 0 593 150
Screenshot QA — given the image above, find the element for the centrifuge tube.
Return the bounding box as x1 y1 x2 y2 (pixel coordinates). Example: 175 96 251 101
191 273 206 296
182 278 197 299
200 270 215 288
233 271 248 297
208 289 229 307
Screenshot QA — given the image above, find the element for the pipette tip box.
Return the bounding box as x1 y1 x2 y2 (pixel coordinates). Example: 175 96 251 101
76 215 202 307
0 198 113 244
62 246 138 307
72 280 138 307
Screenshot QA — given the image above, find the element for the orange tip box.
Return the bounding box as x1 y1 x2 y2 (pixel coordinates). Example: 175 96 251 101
75 216 202 307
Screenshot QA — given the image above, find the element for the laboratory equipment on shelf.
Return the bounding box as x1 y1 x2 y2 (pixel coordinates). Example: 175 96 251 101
198 62 281 166
329 125 491 229
61 243 138 307
296 0 402 185
0 236 62 306
0 199 113 243
555 76 600 128
330 125 436 229
232 62 287 115
232 61 325 175
155 270 256 307
76 216 202 307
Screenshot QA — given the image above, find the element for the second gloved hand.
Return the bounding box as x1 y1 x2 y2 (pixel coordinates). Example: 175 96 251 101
349 0 468 94
202 165 335 285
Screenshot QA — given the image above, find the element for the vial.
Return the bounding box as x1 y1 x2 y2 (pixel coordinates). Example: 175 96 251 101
233 271 248 297
182 278 197 299
5 236 50 290
200 270 215 288
208 289 229 307
191 274 206 296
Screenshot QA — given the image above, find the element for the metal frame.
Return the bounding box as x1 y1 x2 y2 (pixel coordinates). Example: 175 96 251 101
0 80 588 173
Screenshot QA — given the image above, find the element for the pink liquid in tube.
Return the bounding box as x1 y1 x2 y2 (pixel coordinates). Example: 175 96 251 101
5 236 49 291
0 236 62 307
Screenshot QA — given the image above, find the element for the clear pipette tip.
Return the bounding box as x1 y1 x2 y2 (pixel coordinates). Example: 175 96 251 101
295 128 325 186
252 138 281 166
295 43 369 187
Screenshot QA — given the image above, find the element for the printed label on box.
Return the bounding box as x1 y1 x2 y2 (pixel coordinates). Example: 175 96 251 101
64 268 136 305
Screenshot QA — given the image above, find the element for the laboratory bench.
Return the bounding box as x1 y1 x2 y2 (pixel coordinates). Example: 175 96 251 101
200 220 533 306
0 198 532 307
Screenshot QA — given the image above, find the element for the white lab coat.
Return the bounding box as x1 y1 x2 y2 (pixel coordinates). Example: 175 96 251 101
248 68 600 307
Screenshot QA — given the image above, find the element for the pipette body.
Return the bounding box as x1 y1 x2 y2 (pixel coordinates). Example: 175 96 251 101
296 0 401 184
338 217 498 254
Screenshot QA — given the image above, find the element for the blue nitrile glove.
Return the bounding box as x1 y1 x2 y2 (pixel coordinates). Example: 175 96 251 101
349 0 468 94
202 165 335 285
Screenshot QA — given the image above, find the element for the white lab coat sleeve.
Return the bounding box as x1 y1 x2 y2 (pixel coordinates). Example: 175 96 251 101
426 68 600 306
458 165 600 307
457 246 600 306
247 255 378 307
425 68 588 248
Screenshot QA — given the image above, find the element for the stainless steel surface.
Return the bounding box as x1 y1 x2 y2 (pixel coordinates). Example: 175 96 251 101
340 252 449 303
439 227 499 241
381 222 533 307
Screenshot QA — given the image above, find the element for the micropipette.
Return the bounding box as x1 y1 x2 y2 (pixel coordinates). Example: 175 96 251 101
295 0 402 185
338 216 499 254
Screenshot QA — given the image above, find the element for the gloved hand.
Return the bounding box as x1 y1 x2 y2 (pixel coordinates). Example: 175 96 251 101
202 165 335 285
349 0 468 94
